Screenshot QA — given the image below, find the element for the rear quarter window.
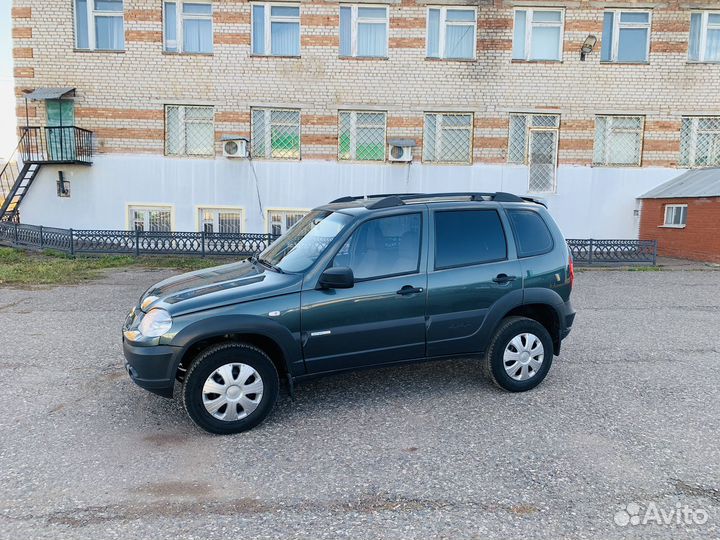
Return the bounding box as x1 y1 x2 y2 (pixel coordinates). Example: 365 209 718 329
507 209 554 258
434 210 507 269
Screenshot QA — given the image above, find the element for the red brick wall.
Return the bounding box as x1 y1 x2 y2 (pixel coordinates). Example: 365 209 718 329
639 197 720 263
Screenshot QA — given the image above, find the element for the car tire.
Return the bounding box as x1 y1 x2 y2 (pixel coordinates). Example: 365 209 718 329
482 316 554 392
182 342 279 434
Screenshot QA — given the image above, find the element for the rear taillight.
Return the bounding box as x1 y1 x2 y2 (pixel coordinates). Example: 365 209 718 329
568 255 575 288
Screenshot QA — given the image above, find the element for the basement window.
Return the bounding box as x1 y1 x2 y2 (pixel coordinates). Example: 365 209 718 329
662 204 687 228
129 205 173 232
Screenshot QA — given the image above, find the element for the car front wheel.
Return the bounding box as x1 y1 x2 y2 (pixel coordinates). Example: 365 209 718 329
482 316 554 392
182 342 279 434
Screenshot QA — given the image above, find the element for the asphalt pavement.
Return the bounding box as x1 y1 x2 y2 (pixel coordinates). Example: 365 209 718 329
0 266 719 539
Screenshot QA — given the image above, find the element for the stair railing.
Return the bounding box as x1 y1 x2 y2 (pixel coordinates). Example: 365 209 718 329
0 135 26 209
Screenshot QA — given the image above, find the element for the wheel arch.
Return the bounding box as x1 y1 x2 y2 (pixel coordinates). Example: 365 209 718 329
170 315 304 383
480 287 566 355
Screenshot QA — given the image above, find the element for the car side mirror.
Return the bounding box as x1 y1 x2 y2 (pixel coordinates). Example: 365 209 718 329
318 267 354 289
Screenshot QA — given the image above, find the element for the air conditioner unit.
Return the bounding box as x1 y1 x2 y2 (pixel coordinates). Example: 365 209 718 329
387 138 416 163
222 137 249 158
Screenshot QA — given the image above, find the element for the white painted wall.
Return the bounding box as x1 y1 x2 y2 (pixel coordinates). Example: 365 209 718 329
18 154 683 238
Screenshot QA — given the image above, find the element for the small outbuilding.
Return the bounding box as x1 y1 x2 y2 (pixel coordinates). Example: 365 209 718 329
638 168 720 263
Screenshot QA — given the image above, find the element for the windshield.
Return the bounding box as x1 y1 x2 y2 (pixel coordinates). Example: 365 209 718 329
259 211 352 273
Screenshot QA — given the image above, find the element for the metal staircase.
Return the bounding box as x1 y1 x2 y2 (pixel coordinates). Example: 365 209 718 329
0 126 93 223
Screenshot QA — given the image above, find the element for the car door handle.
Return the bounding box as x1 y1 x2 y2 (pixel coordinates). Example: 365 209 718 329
397 285 424 295
492 274 517 284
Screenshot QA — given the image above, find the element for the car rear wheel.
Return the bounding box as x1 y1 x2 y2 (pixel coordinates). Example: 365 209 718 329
482 316 554 392
182 343 279 434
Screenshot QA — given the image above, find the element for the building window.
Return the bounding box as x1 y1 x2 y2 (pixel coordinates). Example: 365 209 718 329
601 10 651 63
512 9 564 61
75 0 125 51
340 5 388 57
198 207 244 233
164 1 213 53
426 7 477 60
165 105 215 157
267 209 307 236
129 205 173 232
423 113 473 164
251 108 301 159
680 117 720 167
593 115 644 166
663 204 687 228
252 3 301 56
338 111 386 161
508 114 560 193
689 12 720 62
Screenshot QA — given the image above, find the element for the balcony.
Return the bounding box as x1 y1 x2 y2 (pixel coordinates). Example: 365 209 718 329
19 126 93 165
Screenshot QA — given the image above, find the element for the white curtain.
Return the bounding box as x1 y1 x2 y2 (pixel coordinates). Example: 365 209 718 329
706 28 720 61
183 19 212 53
445 25 473 58
339 7 351 56
95 16 124 50
531 26 560 60
357 23 386 57
271 22 300 56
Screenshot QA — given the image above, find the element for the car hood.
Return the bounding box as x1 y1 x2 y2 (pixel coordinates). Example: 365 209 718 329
141 259 303 316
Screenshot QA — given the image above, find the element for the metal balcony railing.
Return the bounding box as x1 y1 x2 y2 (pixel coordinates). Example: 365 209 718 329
19 126 93 164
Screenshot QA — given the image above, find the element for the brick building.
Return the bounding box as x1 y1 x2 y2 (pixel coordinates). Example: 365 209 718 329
5 0 720 236
639 168 720 263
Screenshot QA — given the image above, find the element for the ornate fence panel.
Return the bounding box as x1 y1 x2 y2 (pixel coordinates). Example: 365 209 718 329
1 222 657 265
0 223 278 258
567 239 657 265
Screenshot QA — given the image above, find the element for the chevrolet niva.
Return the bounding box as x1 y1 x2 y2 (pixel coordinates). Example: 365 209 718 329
123 192 575 434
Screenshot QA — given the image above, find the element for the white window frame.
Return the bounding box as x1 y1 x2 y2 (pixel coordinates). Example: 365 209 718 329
266 208 310 235
75 0 125 51
165 105 215 157
163 1 213 54
340 5 389 57
603 9 652 63
662 204 688 228
512 8 565 61
680 116 720 167
251 107 301 159
689 11 720 63
422 112 474 164
426 6 477 60
251 2 301 56
126 204 175 232
338 110 387 161
196 206 245 233
593 115 645 167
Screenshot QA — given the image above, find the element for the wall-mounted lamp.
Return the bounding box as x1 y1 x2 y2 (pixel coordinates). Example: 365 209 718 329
580 35 597 61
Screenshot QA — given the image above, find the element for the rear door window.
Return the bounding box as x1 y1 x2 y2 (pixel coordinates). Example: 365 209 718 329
434 210 507 269
507 209 554 257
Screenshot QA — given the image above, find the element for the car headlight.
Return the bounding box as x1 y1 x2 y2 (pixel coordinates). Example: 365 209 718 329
137 308 173 337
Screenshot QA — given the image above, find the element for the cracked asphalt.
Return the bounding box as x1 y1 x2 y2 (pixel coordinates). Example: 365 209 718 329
0 266 719 539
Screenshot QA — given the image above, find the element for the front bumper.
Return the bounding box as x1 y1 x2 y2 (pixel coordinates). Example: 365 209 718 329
123 339 182 398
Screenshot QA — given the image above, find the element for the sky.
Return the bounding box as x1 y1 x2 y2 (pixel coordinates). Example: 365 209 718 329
1 0 17 161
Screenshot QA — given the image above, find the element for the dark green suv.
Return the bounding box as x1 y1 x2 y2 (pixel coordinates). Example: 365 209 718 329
123 193 575 434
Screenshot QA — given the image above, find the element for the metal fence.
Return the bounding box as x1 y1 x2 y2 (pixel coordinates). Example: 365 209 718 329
567 239 657 266
0 222 657 265
0 222 278 257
